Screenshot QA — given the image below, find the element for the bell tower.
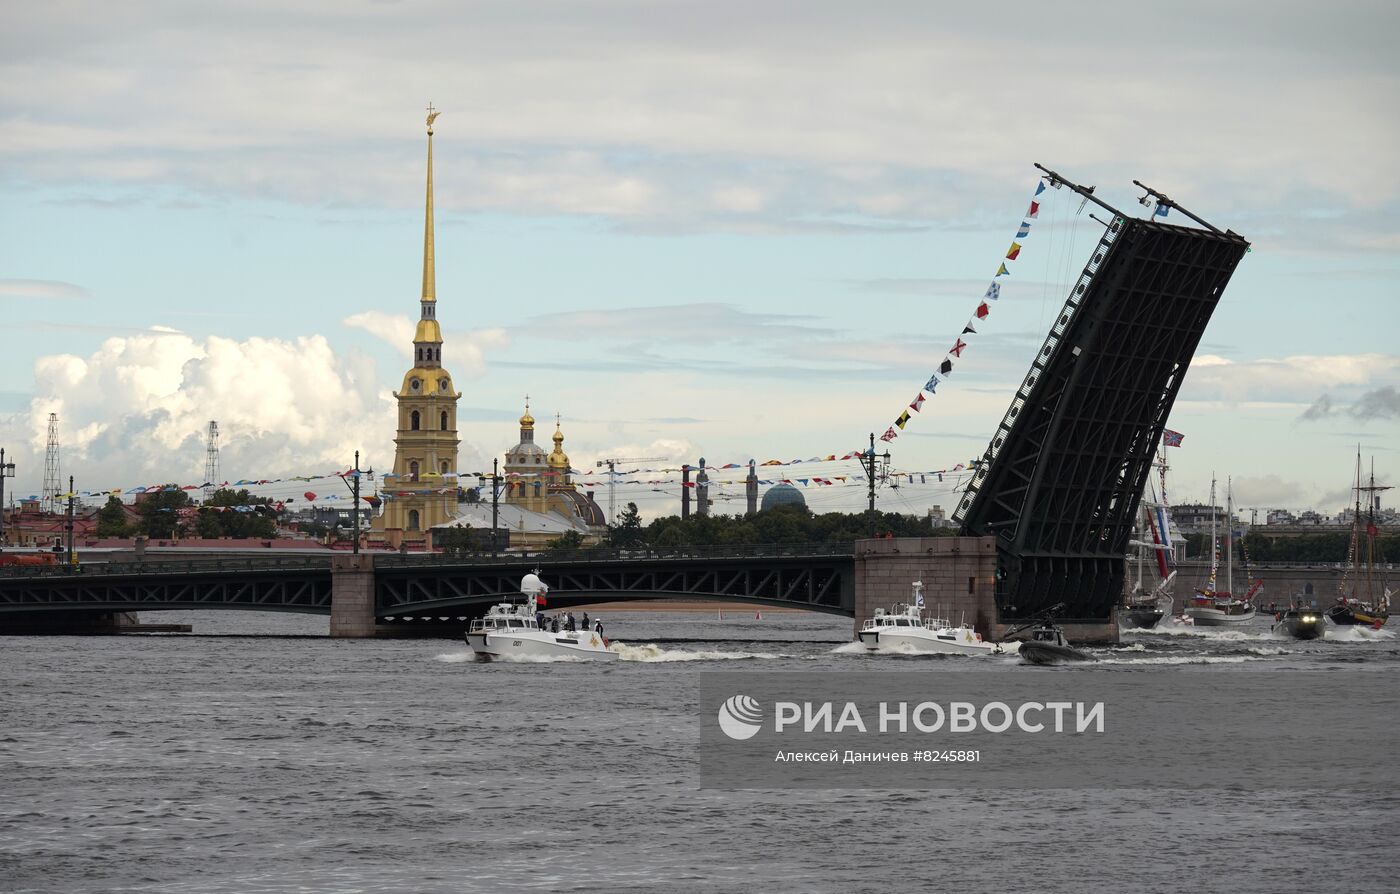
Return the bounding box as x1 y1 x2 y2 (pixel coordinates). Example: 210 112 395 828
375 104 461 547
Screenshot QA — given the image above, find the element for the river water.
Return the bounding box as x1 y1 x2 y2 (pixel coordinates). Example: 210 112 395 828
2 610 1397 893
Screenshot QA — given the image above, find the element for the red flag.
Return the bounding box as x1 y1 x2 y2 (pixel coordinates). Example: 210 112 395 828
1027 201 1040 219
975 302 990 319
950 338 967 357
909 393 926 412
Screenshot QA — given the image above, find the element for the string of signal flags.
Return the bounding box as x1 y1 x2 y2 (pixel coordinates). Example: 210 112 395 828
876 180 1049 445
51 452 987 506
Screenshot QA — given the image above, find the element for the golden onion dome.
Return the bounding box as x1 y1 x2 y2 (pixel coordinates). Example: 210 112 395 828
548 423 570 470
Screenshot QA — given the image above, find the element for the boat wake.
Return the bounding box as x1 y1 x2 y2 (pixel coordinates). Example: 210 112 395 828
1326 625 1395 642
609 643 789 662
1094 654 1258 665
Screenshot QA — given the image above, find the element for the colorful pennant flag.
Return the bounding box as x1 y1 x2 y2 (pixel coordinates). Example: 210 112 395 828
1006 242 1022 261
1035 181 1046 196
1162 429 1185 447
880 427 897 442
1154 203 1169 218
975 302 990 319
895 410 912 430
961 323 976 335
1027 201 1040 219
950 338 967 357
985 283 1000 301
939 358 954 375
1016 221 1030 238
909 393 925 412
996 263 1009 277
924 375 938 393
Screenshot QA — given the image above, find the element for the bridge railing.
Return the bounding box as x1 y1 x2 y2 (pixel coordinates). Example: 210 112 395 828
0 542 857 580
375 542 856 569
0 555 336 580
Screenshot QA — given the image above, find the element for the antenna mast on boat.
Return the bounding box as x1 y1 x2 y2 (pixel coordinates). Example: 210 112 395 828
1226 478 1234 597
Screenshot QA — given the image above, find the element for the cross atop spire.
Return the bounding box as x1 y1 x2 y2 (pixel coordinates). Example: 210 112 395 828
425 102 440 134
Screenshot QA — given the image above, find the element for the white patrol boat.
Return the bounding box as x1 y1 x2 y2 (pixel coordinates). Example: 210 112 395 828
857 581 1016 656
465 573 618 662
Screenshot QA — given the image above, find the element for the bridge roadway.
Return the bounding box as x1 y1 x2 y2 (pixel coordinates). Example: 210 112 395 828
0 545 857 632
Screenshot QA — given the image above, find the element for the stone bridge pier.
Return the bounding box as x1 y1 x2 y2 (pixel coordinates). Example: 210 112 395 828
330 554 377 637
855 537 1119 644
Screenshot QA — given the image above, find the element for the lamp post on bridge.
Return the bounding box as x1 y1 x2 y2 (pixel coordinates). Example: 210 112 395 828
65 475 75 566
0 448 14 547
864 432 890 535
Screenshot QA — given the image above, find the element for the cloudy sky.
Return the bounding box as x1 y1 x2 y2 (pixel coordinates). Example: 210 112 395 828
2 0 1397 518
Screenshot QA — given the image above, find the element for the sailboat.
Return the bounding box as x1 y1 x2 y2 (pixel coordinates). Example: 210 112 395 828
1326 453 1391 628
1184 476 1259 626
1120 444 1177 629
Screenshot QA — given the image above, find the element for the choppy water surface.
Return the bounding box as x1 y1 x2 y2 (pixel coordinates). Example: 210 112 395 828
3 611 1397 893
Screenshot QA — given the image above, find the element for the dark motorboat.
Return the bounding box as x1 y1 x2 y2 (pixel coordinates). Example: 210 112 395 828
1271 606 1326 641
1003 604 1096 666
1122 605 1165 630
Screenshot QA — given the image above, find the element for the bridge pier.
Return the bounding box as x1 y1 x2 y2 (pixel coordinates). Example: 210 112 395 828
855 537 1119 644
330 555 377 638
855 537 999 637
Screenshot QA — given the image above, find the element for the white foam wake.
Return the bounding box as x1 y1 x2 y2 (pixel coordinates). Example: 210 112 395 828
609 642 786 662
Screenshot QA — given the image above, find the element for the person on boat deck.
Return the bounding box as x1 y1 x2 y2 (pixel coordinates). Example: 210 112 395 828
582 612 589 628
594 619 603 635
535 609 544 628
551 616 559 634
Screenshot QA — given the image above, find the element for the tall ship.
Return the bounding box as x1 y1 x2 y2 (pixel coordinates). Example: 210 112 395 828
1120 438 1177 629
1327 453 1391 628
1185 476 1259 626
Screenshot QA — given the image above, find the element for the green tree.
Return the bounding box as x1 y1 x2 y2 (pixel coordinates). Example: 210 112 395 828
544 530 585 553
95 496 133 537
137 488 195 539
198 488 278 539
607 502 645 549
435 525 478 557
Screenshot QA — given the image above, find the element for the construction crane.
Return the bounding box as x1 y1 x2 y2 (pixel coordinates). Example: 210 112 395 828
595 457 667 525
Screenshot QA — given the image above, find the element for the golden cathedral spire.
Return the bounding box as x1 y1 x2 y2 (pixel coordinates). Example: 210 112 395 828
421 102 439 303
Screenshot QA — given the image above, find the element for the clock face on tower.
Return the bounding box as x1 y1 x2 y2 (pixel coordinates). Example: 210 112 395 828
438 379 449 393
410 378 421 392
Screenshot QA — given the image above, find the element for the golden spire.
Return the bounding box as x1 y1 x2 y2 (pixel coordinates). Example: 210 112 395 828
421 102 438 304
519 395 534 429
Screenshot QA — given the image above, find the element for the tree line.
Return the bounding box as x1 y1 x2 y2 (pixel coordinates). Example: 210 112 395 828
95 488 278 540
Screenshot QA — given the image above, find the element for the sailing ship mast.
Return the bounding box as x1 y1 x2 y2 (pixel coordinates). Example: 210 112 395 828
1225 477 1234 597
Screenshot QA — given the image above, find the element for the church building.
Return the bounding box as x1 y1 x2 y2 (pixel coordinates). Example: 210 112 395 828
372 106 460 548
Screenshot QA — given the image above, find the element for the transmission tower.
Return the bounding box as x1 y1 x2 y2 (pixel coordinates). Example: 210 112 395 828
203 421 220 502
42 413 61 514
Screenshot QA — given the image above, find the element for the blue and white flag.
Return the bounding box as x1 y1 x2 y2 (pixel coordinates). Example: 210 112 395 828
1154 203 1169 218
1016 220 1031 239
985 282 1000 301
1035 181 1046 196
916 588 925 608
924 374 939 393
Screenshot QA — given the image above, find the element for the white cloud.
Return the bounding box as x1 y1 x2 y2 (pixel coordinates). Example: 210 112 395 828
0 331 485 496
0 279 89 300
1179 353 1400 404
3 3 1397 242
342 311 508 375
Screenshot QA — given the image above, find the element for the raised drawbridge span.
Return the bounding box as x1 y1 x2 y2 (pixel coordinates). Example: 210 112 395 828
956 166 1251 624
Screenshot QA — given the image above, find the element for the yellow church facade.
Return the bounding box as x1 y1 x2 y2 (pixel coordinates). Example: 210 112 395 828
372 106 460 548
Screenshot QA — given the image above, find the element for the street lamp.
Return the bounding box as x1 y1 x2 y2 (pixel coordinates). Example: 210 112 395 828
0 448 14 546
